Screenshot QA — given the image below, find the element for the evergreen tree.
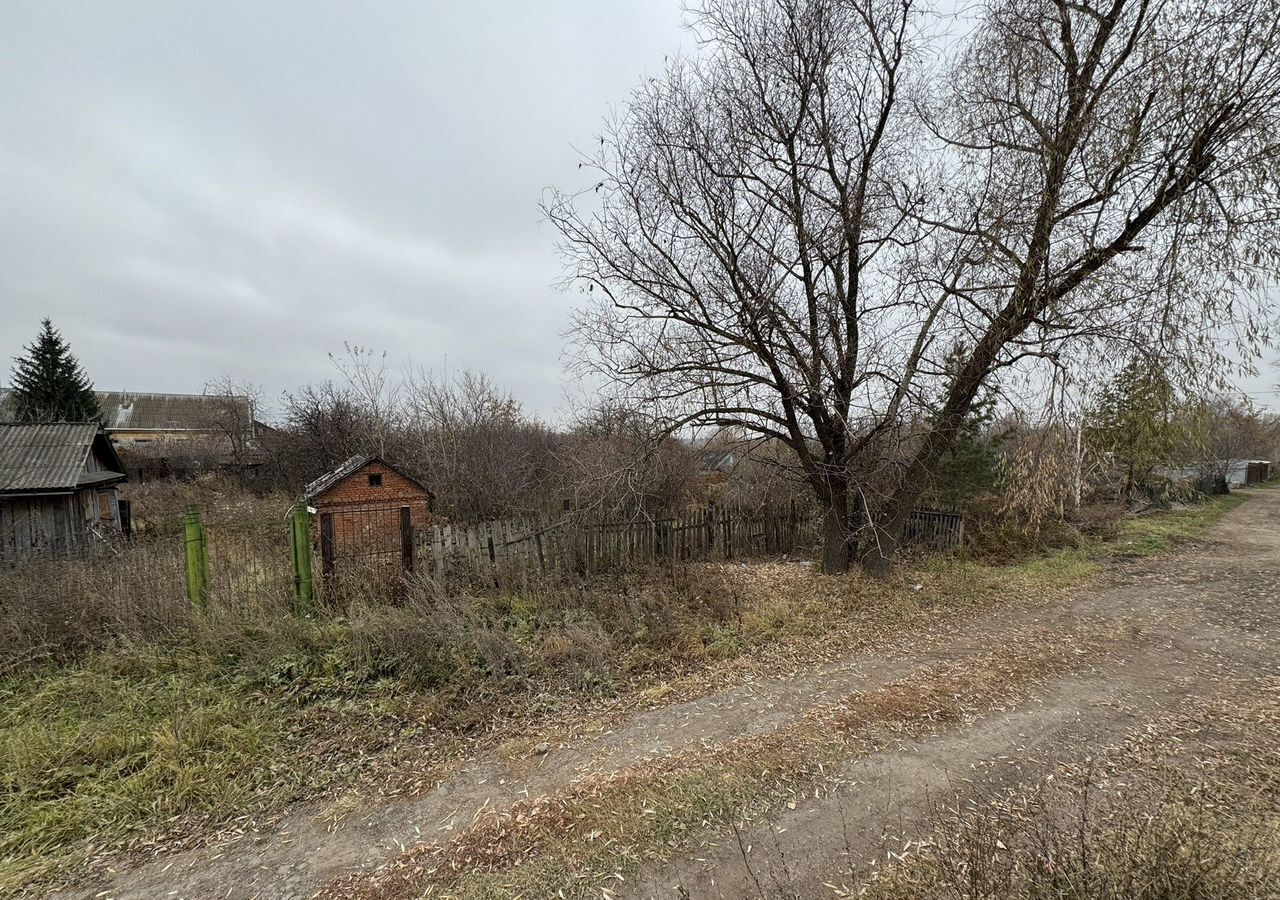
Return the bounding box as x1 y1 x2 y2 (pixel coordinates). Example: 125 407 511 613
924 346 1009 510
925 389 1007 510
1087 357 1185 497
8 319 101 423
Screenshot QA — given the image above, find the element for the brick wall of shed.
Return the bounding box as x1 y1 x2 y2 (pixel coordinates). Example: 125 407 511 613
313 461 430 559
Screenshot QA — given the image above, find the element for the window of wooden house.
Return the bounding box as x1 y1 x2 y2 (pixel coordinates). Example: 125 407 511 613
368 473 383 487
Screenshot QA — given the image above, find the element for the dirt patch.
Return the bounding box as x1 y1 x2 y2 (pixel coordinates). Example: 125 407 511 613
324 620 1120 900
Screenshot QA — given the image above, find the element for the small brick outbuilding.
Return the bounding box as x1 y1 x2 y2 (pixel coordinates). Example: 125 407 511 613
304 455 432 575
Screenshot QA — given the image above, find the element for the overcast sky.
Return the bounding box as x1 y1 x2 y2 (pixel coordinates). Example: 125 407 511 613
1 2 1276 419
0 1 688 420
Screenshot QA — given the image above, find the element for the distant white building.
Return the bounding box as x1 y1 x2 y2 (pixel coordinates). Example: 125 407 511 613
1223 459 1272 487
1161 459 1272 490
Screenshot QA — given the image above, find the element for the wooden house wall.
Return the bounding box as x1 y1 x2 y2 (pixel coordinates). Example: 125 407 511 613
0 487 123 559
0 493 85 558
0 430 126 559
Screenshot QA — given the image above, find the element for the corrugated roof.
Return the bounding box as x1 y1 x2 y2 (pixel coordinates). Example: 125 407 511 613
303 455 430 501
0 389 254 433
304 455 375 500
0 423 120 493
95 391 253 432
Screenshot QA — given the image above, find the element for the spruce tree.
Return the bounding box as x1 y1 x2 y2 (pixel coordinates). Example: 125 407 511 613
8 319 101 423
1087 358 1183 497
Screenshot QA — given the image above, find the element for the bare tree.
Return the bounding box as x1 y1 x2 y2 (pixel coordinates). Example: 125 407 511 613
557 400 700 520
330 344 403 458
402 368 560 521
549 0 923 573
1187 393 1278 483
548 0 1280 576
200 375 262 469
269 381 378 491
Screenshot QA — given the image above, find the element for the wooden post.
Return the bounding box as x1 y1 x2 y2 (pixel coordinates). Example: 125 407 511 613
290 502 314 615
183 504 209 608
319 512 336 577
400 506 414 573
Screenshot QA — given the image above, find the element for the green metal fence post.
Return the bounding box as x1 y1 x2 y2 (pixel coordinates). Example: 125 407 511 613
183 504 209 608
290 502 314 615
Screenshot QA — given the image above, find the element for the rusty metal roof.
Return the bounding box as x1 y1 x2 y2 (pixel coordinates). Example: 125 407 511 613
0 423 126 494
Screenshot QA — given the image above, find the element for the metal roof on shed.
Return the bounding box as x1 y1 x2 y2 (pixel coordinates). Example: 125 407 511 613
303 455 430 501
304 455 374 500
0 422 125 493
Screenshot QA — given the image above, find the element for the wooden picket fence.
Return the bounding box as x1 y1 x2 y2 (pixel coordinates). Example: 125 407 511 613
413 505 964 585
903 508 965 550
165 503 964 609
415 504 811 584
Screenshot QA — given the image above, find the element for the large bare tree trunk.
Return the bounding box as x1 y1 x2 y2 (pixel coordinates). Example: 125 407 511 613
858 504 907 579
820 492 852 575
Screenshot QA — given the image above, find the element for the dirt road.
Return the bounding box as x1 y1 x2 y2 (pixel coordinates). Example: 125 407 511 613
58 489 1280 900
628 490 1280 899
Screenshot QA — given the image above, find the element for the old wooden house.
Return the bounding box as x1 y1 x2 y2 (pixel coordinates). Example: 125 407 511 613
304 456 432 574
0 422 129 559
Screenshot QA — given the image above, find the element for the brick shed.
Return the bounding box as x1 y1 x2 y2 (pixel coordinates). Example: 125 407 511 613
304 455 432 575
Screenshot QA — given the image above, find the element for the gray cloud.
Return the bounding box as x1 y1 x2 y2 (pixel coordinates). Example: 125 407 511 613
0 1 687 418
3 2 1276 416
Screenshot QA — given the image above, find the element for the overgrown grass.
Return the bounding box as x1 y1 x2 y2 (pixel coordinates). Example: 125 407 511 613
848 684 1280 900
856 785 1280 900
0 659 289 888
1101 492 1248 557
0 491 1252 894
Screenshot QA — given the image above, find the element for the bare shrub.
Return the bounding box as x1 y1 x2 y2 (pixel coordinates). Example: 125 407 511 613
854 772 1280 900
535 620 612 685
0 545 193 674
557 401 699 520
342 591 526 691
401 368 561 521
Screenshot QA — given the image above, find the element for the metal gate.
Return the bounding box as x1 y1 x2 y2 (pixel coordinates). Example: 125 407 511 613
317 504 415 590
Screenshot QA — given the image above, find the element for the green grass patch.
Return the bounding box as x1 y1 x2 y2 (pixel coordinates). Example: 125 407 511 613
1100 493 1247 558
970 492 1248 590
1007 547 1100 585
0 636 431 894
0 657 292 890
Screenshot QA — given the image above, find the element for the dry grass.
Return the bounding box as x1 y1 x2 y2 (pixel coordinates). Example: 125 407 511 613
322 620 1121 900
0 492 1247 894
843 682 1280 900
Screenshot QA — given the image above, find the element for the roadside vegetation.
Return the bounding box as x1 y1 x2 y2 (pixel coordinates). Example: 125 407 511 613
329 618 1122 900
0 487 1256 895
844 685 1280 900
